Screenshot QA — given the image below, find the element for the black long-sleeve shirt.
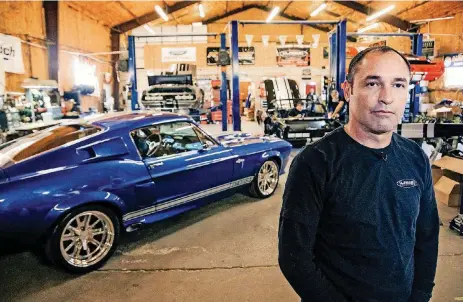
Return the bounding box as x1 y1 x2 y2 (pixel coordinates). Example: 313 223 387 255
279 127 439 302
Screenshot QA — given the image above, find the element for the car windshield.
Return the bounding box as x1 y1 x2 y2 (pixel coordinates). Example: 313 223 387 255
0 124 101 168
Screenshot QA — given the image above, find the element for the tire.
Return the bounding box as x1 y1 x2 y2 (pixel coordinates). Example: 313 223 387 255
249 159 280 198
45 205 120 274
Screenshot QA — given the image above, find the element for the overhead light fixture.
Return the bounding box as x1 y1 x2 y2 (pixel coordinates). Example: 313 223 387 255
310 3 327 17
198 4 205 18
155 5 169 22
358 23 379 33
366 5 395 22
192 22 203 27
143 24 155 35
266 7 280 23
410 16 454 24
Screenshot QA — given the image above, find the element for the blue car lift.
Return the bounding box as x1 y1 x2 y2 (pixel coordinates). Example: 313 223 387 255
226 19 347 132
127 33 218 112
342 32 424 123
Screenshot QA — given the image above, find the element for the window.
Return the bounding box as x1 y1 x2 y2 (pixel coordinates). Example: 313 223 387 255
0 124 101 168
131 121 212 159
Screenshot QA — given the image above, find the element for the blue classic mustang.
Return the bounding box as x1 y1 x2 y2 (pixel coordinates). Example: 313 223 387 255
0 112 291 272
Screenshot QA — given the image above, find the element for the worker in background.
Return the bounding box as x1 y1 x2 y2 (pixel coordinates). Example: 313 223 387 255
328 89 346 121
305 88 318 113
288 101 304 118
279 46 439 302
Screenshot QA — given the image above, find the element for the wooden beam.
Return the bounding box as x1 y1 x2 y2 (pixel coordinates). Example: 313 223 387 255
332 1 411 31
112 1 200 33
281 1 293 14
116 1 140 24
324 9 359 25
43 1 59 81
110 30 120 110
203 4 258 24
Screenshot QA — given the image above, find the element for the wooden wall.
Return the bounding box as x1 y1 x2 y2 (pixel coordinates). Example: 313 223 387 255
59 3 112 112
0 1 48 92
420 11 463 102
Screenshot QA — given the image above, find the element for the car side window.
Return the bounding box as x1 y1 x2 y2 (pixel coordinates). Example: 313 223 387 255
131 122 205 159
193 126 217 148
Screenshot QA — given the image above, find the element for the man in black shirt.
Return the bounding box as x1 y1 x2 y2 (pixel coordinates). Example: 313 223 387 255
288 101 304 118
279 46 439 302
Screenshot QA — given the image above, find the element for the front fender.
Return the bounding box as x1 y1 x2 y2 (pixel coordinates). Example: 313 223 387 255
252 150 285 175
43 191 127 230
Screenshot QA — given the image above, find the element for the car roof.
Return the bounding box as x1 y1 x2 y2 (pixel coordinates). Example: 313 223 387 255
90 111 192 131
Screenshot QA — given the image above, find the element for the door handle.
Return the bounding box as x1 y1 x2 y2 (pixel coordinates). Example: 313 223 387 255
149 162 164 169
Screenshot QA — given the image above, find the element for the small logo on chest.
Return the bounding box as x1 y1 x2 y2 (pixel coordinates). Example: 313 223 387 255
397 179 418 188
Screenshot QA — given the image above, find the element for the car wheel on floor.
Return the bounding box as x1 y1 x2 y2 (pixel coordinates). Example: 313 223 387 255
45 205 120 273
249 159 280 198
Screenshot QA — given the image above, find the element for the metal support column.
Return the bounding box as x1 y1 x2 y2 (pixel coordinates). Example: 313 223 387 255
329 33 337 84
220 33 228 131
336 20 347 94
410 33 423 121
111 30 120 110
230 21 241 131
412 33 423 56
128 36 139 111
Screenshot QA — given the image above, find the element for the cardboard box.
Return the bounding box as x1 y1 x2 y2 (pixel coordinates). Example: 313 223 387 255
434 176 461 207
432 166 444 185
432 156 463 207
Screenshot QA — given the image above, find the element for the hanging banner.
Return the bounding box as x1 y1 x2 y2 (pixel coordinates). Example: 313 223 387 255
206 47 255 66
276 47 310 67
0 58 4 95
0 34 25 74
161 47 196 62
444 53 463 68
296 35 304 46
245 35 253 47
262 35 270 47
423 39 435 59
279 35 287 46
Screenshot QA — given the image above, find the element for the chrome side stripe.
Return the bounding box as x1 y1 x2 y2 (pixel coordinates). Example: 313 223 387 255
123 176 254 222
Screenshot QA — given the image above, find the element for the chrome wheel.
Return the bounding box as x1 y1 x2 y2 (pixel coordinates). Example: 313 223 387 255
60 211 115 268
257 161 279 196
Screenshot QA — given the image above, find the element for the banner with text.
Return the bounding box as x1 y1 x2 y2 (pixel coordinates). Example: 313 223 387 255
0 34 25 74
161 47 197 63
206 47 255 66
276 47 310 67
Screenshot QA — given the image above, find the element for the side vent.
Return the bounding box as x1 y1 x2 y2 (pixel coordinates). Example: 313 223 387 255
77 137 129 163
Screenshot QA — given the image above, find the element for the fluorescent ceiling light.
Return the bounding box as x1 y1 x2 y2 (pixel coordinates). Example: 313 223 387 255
410 16 454 24
266 7 280 23
358 23 379 33
366 5 395 22
199 4 205 18
155 5 169 22
143 24 155 35
192 22 203 27
310 3 327 17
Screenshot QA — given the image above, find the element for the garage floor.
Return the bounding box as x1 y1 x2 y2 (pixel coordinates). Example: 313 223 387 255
1 121 462 302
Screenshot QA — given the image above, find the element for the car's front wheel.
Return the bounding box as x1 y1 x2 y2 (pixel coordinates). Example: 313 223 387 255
45 205 120 273
249 159 280 198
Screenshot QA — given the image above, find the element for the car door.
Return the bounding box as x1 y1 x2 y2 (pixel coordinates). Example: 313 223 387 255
133 121 235 214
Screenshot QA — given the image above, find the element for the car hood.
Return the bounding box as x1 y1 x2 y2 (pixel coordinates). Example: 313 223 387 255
215 133 280 147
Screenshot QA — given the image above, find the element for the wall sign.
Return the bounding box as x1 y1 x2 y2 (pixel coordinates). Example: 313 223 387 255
161 47 197 63
0 34 25 74
443 53 463 88
276 47 310 67
422 39 435 59
444 53 463 68
206 47 255 66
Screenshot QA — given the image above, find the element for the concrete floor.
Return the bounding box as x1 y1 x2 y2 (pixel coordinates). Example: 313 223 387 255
1 121 463 302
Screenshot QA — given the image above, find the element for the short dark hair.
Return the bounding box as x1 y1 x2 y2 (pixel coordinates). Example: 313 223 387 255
296 100 303 106
346 46 411 84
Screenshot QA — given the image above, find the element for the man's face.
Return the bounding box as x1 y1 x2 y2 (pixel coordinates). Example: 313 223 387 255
344 51 410 134
296 104 303 111
309 88 314 94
